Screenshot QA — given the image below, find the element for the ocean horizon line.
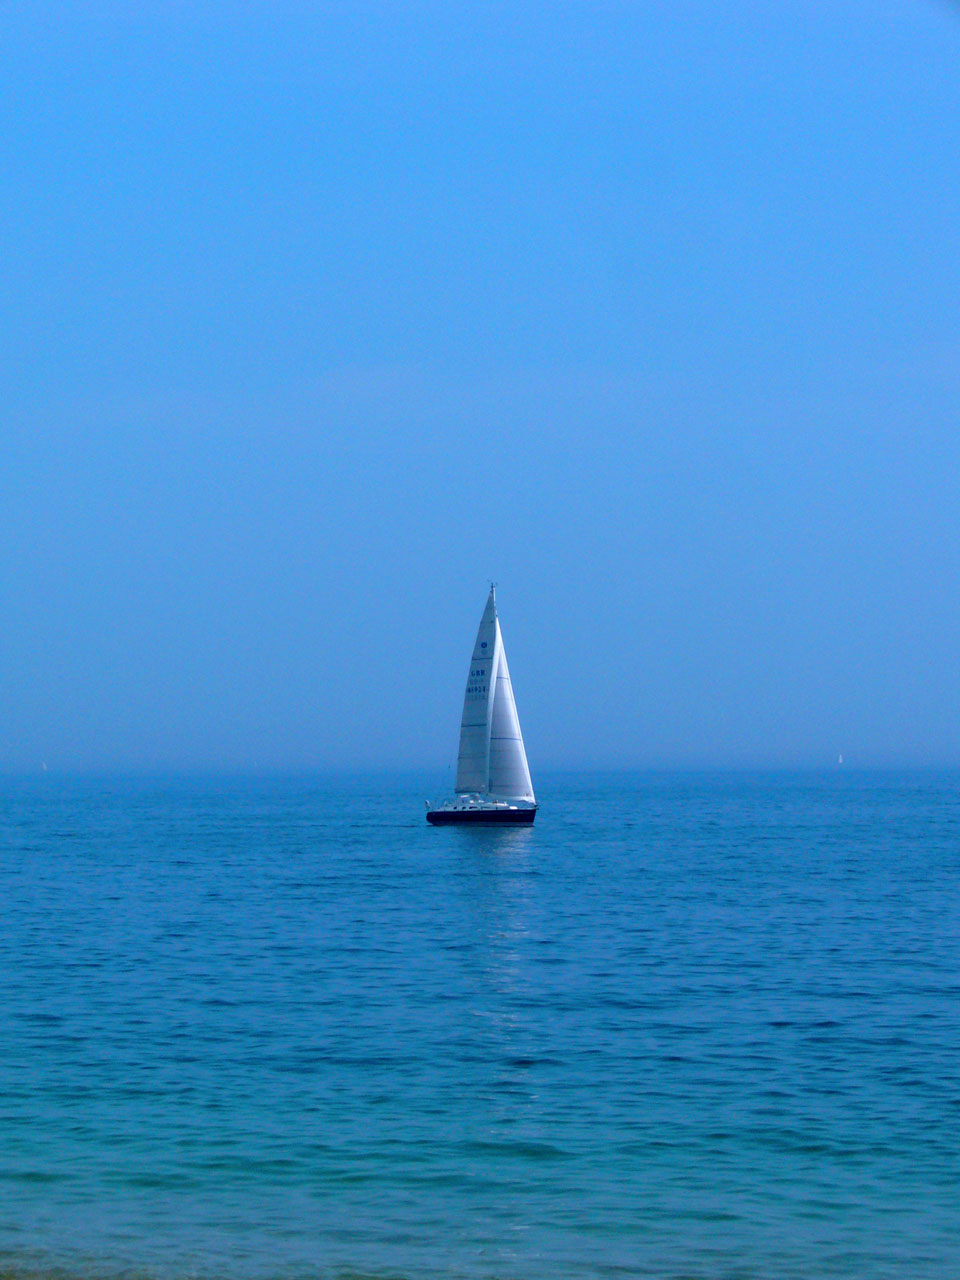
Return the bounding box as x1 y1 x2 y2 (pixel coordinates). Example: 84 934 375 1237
2 762 960 782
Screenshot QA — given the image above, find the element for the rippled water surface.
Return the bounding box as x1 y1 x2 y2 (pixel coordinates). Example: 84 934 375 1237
2 771 959 1279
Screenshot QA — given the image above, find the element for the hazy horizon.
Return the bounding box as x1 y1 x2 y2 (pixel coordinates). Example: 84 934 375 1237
3 2 959 774
5 764 960 782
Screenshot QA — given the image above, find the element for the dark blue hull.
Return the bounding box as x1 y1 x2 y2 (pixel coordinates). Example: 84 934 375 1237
427 807 537 825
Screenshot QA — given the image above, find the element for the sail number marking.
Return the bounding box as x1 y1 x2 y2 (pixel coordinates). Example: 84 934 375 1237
466 667 487 697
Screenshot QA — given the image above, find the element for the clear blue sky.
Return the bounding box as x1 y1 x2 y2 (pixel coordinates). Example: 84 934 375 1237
2 1 958 772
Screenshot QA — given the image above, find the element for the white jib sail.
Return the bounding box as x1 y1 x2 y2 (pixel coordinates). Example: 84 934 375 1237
455 587 535 803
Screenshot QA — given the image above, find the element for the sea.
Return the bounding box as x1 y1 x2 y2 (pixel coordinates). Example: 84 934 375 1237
2 770 959 1280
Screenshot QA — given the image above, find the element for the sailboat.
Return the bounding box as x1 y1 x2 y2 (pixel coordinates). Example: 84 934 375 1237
427 585 537 825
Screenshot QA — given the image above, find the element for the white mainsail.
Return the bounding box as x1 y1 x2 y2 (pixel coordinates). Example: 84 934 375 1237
455 586 535 803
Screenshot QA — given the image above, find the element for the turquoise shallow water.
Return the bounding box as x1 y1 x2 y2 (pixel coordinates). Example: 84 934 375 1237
1 770 959 1279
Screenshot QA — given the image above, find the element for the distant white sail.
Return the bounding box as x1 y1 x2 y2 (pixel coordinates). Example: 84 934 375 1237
488 641 534 800
455 586 535 803
455 589 498 794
